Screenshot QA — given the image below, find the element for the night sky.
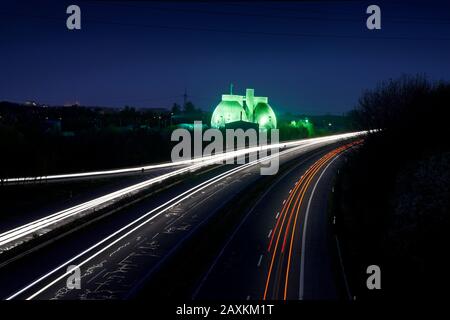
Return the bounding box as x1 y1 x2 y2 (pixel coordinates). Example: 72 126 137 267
1 0 450 115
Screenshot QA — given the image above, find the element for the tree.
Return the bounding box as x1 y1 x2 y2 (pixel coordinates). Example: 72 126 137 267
183 101 197 114
171 103 181 115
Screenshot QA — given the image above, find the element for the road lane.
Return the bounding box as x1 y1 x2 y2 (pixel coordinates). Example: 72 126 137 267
194 141 362 300
0 133 364 300
2 139 337 299
0 141 316 293
0 132 364 255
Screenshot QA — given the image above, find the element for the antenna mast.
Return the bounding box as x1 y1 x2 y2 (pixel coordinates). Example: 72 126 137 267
183 88 188 108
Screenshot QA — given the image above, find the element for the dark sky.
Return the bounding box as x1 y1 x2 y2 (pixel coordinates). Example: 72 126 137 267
1 1 450 115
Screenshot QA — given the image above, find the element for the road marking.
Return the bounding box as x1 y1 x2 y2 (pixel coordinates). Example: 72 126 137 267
275 212 280 219
17 142 297 300
87 268 107 284
8 135 365 300
267 229 272 238
282 149 337 298
335 235 352 300
151 233 159 239
299 153 343 300
1 133 365 250
191 150 315 300
164 217 176 226
263 148 342 300
257 254 264 267
262 141 362 300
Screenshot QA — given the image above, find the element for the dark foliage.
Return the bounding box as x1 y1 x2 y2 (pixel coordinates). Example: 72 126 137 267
0 102 174 177
336 75 450 299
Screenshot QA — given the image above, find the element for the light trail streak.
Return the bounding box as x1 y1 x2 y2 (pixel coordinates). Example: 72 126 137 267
0 132 366 249
267 149 332 252
281 151 336 253
283 146 348 299
297 142 361 300
6 139 320 300
263 150 334 299
2 132 365 184
262 140 362 300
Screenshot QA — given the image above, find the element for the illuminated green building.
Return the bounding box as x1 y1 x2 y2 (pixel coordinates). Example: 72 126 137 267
211 87 277 130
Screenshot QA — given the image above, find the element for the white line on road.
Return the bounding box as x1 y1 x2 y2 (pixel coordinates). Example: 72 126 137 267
298 153 343 300
335 235 352 300
257 254 264 267
0 132 366 249
5 132 366 300
9 143 304 300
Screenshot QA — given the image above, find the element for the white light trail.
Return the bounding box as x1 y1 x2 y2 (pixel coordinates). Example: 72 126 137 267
7 137 314 300
5 131 365 300
0 132 366 249
1 131 366 184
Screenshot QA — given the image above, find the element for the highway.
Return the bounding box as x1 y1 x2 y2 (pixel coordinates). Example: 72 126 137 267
0 132 364 252
0 143 277 250
1 132 368 185
193 141 361 300
0 134 318 185
0 132 364 300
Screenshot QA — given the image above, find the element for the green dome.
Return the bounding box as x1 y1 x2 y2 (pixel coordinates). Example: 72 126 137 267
253 102 277 129
210 88 277 130
211 100 247 128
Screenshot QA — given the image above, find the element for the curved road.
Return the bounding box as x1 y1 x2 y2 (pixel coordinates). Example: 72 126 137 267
193 141 361 300
0 137 361 300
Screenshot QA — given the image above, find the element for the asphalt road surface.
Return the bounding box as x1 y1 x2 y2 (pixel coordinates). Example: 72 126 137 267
0 138 359 300
193 142 360 300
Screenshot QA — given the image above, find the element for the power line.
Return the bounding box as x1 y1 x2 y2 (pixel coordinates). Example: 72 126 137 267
1 11 450 41
81 1 450 25
82 2 362 23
